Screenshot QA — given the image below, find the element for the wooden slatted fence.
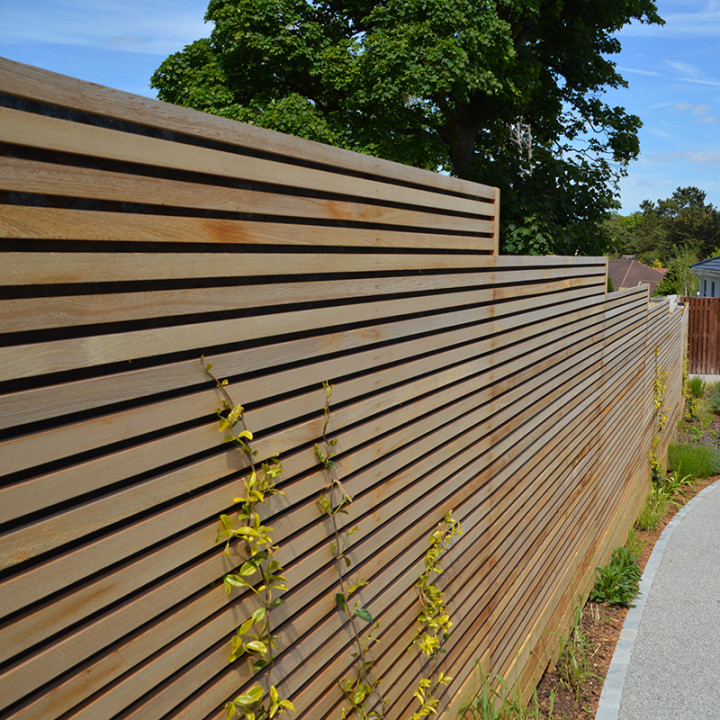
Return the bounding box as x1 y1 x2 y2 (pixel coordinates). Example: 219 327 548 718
681 296 720 374
0 58 686 720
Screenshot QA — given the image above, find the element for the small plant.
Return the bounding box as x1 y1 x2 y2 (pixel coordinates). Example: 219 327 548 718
458 664 554 720
203 358 293 720
635 484 670 532
681 353 699 422
624 527 645 559
661 471 697 505
590 546 641 608
315 381 386 720
711 389 720 414
408 512 462 719
687 375 706 398
555 604 599 706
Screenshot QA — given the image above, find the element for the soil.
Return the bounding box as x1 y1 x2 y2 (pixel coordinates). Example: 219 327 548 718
532 477 717 720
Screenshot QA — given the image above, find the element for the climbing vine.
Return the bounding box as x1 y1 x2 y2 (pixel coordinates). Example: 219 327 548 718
315 381 387 720
203 358 294 720
407 512 461 719
648 347 668 485
681 351 698 422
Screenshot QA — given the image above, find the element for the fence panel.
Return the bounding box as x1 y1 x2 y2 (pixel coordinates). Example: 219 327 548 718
682 296 720 374
0 59 685 720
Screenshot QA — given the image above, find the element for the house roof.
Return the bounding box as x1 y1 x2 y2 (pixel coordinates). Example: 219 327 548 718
691 257 720 279
608 259 667 295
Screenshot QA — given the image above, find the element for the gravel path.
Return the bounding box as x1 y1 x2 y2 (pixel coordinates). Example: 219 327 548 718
596 478 720 720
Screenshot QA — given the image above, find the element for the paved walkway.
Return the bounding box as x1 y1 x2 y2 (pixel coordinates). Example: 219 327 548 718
596 478 720 720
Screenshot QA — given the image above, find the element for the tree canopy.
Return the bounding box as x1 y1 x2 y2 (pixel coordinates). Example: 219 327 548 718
152 0 663 255
608 186 720 266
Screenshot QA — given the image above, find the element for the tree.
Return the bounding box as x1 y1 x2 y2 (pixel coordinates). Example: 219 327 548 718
612 187 720 265
152 0 663 255
654 249 699 297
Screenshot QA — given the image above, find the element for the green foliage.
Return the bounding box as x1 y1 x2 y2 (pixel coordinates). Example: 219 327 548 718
648 349 667 484
667 443 720 480
613 186 720 267
203 358 294 720
682 355 699 423
653 249 699 297
635 484 670 532
555 604 600 706
635 471 697 532
590 547 641 608
152 0 664 256
315 381 386 720
458 664 554 720
408 512 462 720
624 527 645 559
687 376 706 399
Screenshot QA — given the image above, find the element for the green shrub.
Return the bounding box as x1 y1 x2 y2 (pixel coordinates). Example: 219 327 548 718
687 376 706 398
711 386 720 413
590 546 641 607
667 443 720 480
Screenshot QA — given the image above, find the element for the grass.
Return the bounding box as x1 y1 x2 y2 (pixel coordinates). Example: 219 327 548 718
667 442 720 480
555 604 599 706
458 665 554 720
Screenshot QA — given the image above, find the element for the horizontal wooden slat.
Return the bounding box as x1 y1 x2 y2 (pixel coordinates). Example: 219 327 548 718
0 157 491 234
0 205 494 250
0 58 497 203
0 277 602 382
0 266 602 334
0 106 487 218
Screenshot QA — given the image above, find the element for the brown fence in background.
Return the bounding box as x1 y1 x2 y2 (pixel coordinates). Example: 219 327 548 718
0 59 686 720
681 296 720 374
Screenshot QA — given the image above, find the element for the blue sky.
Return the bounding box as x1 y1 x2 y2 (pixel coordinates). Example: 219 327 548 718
1 0 718 214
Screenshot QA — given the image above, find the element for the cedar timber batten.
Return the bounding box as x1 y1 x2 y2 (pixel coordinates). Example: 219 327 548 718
0 58 684 720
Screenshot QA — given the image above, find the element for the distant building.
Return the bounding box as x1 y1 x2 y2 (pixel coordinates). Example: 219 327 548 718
691 257 720 297
608 258 667 296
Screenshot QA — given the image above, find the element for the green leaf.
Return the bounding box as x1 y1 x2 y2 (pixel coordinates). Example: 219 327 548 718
232 685 264 707
336 593 347 612
354 608 373 623
246 640 268 655
236 617 254 636
224 574 249 589
239 561 258 577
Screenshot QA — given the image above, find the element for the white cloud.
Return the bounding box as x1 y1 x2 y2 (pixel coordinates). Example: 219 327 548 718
620 5 720 38
665 60 720 88
618 66 662 77
700 116 718 123
650 149 720 164
0 0 212 55
666 60 703 77
676 103 715 116
648 127 673 138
